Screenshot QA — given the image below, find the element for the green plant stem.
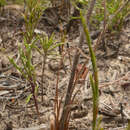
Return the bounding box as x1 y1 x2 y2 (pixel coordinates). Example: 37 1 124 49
80 11 98 87
90 75 98 130
80 10 99 130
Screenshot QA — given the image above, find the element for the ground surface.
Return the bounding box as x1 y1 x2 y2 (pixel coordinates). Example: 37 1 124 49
0 5 130 130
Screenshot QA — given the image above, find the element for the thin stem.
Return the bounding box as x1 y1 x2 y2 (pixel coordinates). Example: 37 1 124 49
41 54 47 102
87 0 96 29
55 70 59 130
29 77 39 116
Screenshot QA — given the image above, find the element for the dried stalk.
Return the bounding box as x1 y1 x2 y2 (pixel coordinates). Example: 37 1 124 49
86 0 96 29
41 54 47 102
59 0 97 129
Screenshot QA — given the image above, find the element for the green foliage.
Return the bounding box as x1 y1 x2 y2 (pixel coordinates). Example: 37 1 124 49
0 0 6 6
36 33 55 54
26 93 32 104
93 0 129 31
8 40 38 108
126 120 130 130
107 0 129 31
8 40 37 86
35 32 65 102
0 0 6 13
23 0 45 44
8 0 47 115
96 116 103 130
36 33 65 56
9 0 63 107
4 0 48 5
